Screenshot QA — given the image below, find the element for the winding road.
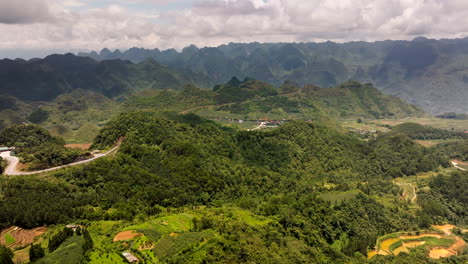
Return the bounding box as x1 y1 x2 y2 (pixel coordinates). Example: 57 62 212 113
451 160 467 171
248 122 267 131
0 144 120 176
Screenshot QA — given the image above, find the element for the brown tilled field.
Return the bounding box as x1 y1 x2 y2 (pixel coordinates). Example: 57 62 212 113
113 230 143 242
0 226 47 249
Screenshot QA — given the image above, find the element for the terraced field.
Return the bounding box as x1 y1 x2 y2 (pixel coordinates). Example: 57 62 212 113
368 225 466 260
0 226 47 249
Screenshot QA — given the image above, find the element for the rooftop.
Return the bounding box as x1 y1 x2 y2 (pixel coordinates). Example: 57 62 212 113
122 252 138 263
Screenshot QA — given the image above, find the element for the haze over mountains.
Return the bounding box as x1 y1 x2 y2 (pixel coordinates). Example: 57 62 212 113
79 37 468 115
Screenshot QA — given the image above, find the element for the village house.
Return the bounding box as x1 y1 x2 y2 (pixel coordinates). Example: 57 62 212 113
122 252 139 263
0 147 14 152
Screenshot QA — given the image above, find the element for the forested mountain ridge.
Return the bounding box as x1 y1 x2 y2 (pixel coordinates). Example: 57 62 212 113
0 53 210 102
79 37 468 114
125 79 424 120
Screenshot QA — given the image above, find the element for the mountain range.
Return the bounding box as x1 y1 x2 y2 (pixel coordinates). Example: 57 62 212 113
0 54 210 102
79 37 468 115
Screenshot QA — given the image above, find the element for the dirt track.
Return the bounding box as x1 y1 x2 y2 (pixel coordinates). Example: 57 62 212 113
248 122 267 131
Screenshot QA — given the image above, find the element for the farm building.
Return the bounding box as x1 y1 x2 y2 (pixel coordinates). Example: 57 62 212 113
122 252 139 263
66 224 82 232
0 147 14 152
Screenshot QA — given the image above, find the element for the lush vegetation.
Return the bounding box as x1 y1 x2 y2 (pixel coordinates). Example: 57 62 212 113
418 171 468 225
35 236 86 264
0 245 13 264
431 140 468 161
0 112 458 263
48 227 74 253
391 122 467 140
29 244 45 262
368 133 450 178
126 79 423 121
0 124 88 169
0 157 5 174
124 84 215 111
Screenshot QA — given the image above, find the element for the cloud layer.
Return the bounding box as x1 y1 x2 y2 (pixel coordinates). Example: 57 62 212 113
0 0 53 24
1 0 468 57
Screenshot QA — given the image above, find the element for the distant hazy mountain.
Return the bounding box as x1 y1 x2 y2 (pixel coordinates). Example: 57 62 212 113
79 37 468 114
0 53 210 102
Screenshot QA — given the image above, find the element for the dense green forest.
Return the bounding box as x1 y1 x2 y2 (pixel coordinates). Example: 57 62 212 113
1 112 462 263
431 140 468 161
125 79 423 122
418 171 468 225
391 122 467 140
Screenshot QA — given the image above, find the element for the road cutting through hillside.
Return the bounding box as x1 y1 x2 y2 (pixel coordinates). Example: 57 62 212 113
1 144 120 176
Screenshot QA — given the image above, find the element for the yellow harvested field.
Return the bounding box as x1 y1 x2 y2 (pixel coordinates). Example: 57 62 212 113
404 241 425 248
377 249 389 256
380 238 400 253
400 233 442 239
433 224 455 235
113 230 142 242
367 250 377 259
393 246 408 255
429 248 454 259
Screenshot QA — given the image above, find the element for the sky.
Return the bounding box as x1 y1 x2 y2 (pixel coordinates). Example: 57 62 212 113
1 0 468 58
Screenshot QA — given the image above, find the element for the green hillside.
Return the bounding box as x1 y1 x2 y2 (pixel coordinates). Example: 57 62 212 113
391 122 467 140
1 112 462 263
126 79 424 121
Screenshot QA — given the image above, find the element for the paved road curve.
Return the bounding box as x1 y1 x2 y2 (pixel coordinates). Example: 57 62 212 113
0 145 120 176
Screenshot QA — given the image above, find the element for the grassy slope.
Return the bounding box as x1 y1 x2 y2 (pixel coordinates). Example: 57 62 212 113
34 236 85 264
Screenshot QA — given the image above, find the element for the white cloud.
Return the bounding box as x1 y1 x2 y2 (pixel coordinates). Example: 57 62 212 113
1 0 468 58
